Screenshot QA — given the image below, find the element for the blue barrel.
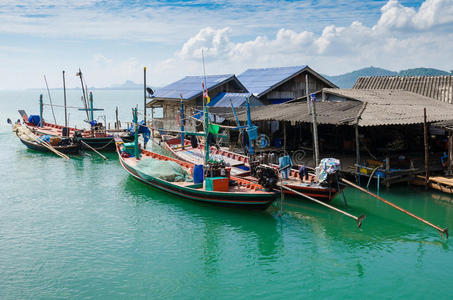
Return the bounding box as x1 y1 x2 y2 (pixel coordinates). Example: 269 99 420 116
193 165 204 184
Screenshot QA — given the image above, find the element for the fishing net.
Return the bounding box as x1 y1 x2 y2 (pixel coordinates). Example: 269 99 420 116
136 157 189 182
13 124 35 142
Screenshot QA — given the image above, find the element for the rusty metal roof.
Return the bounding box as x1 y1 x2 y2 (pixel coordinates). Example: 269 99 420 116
323 88 453 127
353 75 453 104
218 100 362 125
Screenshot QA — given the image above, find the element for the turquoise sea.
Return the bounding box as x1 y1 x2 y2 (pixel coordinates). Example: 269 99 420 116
1 90 453 299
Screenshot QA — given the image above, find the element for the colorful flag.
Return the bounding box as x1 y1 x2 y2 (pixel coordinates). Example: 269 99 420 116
202 82 210 104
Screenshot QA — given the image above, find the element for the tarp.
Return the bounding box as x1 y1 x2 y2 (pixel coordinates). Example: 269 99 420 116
127 121 151 144
28 115 40 126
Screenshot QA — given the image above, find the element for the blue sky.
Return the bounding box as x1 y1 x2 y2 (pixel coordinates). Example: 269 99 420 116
0 0 451 89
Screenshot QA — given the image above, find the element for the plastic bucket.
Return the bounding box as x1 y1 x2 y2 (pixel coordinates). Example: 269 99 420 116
193 165 204 184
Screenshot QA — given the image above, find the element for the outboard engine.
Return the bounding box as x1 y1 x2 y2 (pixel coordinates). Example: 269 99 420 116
73 130 83 142
254 165 278 191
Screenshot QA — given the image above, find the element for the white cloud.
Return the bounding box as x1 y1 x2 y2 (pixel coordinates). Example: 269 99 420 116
375 0 453 30
179 27 233 59
148 0 453 85
0 0 452 89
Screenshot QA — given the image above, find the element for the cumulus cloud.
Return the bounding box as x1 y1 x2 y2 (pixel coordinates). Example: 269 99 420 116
179 27 233 59
1 0 452 89
376 0 453 30
151 0 453 84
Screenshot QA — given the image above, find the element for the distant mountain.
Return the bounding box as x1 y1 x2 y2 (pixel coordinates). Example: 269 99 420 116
325 67 453 88
98 80 143 90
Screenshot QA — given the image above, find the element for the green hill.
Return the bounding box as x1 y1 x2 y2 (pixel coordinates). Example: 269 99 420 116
325 67 452 88
398 68 451 76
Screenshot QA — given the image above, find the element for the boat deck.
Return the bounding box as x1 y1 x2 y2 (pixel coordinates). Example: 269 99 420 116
168 145 250 176
124 156 268 194
171 146 246 167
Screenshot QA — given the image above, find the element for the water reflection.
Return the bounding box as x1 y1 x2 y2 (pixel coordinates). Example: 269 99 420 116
280 195 450 251
122 177 282 269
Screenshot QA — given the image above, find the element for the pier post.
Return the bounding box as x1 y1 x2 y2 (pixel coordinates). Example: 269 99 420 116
311 94 320 166
385 157 390 188
424 108 429 189
305 74 310 113
355 124 360 182
283 121 287 154
448 132 453 175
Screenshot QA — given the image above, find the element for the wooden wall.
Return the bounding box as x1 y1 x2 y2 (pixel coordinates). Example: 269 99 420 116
262 72 330 103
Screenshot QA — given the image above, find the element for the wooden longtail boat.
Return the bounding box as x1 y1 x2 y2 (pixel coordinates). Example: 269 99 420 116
13 123 81 154
162 135 340 202
116 137 277 209
19 110 134 151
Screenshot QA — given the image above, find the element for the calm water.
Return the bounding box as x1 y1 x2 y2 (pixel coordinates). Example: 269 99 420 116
1 90 453 299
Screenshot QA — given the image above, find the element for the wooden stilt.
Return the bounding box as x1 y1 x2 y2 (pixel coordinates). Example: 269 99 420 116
448 132 453 175
424 108 429 189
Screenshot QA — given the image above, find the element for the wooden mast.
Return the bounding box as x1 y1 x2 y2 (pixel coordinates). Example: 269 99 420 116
77 69 90 121
143 67 147 125
63 70 68 127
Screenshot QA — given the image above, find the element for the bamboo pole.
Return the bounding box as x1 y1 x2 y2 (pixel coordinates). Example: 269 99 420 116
341 178 448 238
21 128 70 160
80 140 107 160
282 185 365 228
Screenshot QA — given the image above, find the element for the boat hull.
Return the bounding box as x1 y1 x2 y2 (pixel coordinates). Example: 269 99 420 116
116 143 276 210
80 135 134 151
162 138 339 203
19 137 81 154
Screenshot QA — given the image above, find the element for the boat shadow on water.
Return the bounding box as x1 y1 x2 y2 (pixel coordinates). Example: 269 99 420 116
122 176 283 260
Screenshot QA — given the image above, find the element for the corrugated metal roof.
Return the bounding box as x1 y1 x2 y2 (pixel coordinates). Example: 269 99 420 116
323 88 453 126
218 101 362 125
353 75 453 103
238 66 307 97
152 74 236 100
432 120 453 131
208 92 250 107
